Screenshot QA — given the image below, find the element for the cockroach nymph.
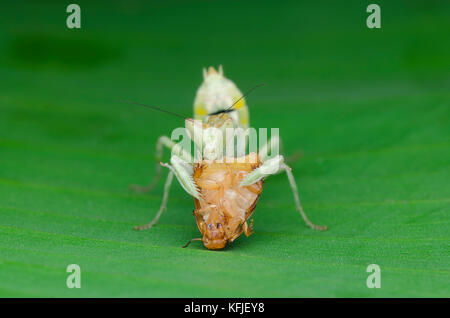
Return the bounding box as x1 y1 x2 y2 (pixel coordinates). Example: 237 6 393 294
128 65 327 250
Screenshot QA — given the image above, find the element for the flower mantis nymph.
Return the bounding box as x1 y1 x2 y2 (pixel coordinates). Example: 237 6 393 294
130 66 327 250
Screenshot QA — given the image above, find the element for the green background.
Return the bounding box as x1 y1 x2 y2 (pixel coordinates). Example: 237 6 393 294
0 0 449 297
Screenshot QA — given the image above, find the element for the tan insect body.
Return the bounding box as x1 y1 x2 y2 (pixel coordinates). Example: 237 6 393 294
193 153 263 249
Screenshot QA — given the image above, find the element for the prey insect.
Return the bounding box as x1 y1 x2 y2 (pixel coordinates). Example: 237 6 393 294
129 65 327 250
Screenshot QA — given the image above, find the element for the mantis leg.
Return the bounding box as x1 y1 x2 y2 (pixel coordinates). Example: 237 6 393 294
130 135 174 193
240 156 327 231
161 155 200 199
282 163 327 231
130 136 194 193
134 154 199 231
134 170 174 231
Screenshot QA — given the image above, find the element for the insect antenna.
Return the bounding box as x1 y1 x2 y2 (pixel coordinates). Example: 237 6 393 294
218 83 265 118
182 237 203 248
120 100 191 121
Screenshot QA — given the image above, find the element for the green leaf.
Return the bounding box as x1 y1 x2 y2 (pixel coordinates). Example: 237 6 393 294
0 1 449 297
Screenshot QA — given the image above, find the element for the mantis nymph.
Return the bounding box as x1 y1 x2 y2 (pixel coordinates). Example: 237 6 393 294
130 66 326 250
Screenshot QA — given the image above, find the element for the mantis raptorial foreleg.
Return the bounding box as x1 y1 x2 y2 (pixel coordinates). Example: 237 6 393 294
134 155 200 231
130 136 194 193
240 155 327 231
161 155 200 200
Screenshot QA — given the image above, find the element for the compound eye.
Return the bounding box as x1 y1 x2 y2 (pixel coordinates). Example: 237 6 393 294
216 223 222 228
207 223 214 230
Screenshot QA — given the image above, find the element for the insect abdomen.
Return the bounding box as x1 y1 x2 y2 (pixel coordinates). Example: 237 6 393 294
193 153 263 241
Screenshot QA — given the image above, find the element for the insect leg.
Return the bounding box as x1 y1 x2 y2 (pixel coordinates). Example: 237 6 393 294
130 135 174 193
240 156 327 231
282 163 327 231
134 170 174 231
243 219 254 237
161 155 201 199
240 155 285 186
130 136 193 193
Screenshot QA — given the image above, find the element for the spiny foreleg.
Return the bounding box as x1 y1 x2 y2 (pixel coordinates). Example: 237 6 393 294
130 136 193 193
240 155 327 231
134 155 200 231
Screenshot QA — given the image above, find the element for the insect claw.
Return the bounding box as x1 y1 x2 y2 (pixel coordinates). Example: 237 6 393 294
134 223 154 231
160 162 171 169
313 224 328 231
